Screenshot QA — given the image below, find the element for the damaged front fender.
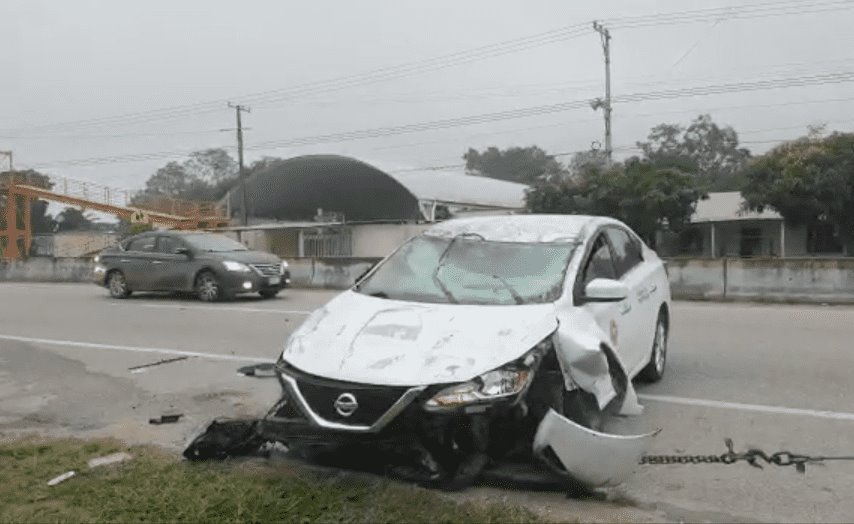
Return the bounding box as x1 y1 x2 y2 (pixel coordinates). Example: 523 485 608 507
533 409 660 487
553 312 643 416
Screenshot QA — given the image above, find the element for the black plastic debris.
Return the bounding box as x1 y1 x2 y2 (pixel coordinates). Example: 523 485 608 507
184 419 263 460
149 414 183 425
237 362 277 377
129 356 189 373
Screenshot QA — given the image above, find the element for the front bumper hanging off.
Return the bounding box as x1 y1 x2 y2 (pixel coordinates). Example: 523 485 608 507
185 362 659 488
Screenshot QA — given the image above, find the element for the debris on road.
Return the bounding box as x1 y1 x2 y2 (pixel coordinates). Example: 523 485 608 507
88 451 133 469
237 362 277 377
128 356 189 374
149 414 183 425
47 471 76 486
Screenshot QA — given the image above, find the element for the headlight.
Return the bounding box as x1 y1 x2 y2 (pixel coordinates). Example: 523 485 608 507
280 260 289 274
222 261 251 272
93 255 100 263
424 365 531 409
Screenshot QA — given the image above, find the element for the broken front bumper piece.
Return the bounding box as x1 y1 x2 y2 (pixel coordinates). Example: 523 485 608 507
185 375 660 489
534 409 660 487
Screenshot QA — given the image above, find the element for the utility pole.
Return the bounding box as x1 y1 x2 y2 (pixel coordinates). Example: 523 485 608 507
591 21 613 163
228 102 251 226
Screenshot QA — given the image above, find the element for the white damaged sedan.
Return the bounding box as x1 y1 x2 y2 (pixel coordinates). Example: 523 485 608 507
186 214 670 488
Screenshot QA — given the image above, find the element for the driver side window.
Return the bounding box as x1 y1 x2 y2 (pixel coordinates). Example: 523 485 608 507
582 234 617 286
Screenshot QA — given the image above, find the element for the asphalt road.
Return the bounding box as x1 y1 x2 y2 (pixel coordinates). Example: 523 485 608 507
1 283 853 523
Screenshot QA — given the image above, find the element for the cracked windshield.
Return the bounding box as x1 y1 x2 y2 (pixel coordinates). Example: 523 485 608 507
2 1 853 523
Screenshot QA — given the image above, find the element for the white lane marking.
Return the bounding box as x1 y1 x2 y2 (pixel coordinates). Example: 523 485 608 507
640 393 854 422
137 303 313 315
0 334 271 363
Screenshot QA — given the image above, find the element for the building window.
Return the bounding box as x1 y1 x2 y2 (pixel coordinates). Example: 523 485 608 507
739 227 763 257
807 223 842 254
300 228 352 257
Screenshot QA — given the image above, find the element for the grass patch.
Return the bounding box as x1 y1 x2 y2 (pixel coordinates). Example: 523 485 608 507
0 437 541 523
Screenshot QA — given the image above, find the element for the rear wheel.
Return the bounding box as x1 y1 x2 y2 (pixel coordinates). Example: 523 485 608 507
195 271 228 302
638 310 668 383
107 271 131 298
259 289 279 299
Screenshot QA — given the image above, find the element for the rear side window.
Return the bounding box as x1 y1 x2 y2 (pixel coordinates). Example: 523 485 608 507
605 228 644 278
582 235 617 285
126 237 156 252
156 236 181 254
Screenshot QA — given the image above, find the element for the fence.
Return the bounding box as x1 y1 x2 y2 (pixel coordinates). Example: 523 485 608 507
666 257 854 303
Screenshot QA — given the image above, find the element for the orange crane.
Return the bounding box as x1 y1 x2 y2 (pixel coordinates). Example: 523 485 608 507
1 174 229 261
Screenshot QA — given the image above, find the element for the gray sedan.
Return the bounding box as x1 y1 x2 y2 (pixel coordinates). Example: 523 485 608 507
93 231 290 301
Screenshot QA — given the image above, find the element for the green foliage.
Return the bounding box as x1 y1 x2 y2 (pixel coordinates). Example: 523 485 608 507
463 146 567 183
143 148 240 201
638 114 751 191
742 132 854 245
0 438 540 523
526 158 705 244
55 207 94 232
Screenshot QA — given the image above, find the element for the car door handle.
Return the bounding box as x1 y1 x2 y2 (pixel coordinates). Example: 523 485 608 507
119 259 131 263
151 260 164 264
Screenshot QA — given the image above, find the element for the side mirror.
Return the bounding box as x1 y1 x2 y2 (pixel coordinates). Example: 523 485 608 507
584 278 628 302
175 247 191 257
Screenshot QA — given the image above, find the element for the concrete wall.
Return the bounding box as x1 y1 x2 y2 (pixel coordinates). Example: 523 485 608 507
0 257 93 282
350 223 430 258
53 232 119 258
287 257 382 289
667 257 854 303
665 258 726 299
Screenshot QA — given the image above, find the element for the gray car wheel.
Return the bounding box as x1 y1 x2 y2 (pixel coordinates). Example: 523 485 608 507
195 271 225 302
107 271 131 298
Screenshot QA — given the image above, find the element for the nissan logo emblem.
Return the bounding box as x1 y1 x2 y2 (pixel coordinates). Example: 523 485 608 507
334 393 358 417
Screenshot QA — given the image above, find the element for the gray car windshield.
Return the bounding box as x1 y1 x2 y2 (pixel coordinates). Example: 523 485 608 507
183 234 248 252
356 235 575 305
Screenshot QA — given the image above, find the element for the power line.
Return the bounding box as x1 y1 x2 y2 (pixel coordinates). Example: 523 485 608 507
29 70 854 169
8 0 854 136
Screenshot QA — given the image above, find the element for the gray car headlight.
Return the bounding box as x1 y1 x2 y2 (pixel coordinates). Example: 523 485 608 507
280 260 289 275
222 261 251 272
424 365 532 409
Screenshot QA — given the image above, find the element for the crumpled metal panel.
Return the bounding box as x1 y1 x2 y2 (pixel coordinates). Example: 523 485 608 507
552 311 643 415
533 409 660 487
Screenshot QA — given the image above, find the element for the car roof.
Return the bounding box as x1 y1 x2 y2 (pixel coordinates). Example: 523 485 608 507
424 214 623 243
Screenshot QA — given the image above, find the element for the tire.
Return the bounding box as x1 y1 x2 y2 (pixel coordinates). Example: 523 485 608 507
195 271 229 302
107 271 132 298
638 310 668 383
259 289 279 299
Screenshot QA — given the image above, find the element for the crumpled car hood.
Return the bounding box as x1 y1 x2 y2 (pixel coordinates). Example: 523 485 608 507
281 290 558 386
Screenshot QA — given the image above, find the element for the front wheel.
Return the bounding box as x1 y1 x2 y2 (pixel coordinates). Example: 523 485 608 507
107 271 132 298
259 289 279 299
195 271 229 302
638 311 668 383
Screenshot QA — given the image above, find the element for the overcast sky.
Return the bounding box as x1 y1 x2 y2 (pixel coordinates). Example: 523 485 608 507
4 0 854 191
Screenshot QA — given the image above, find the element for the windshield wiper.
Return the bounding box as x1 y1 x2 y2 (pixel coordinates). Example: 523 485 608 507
492 274 524 305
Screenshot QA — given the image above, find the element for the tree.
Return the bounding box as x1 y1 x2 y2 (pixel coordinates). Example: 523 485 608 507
526 158 705 244
141 148 240 201
741 132 854 253
638 114 751 191
463 146 566 184
55 207 95 232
